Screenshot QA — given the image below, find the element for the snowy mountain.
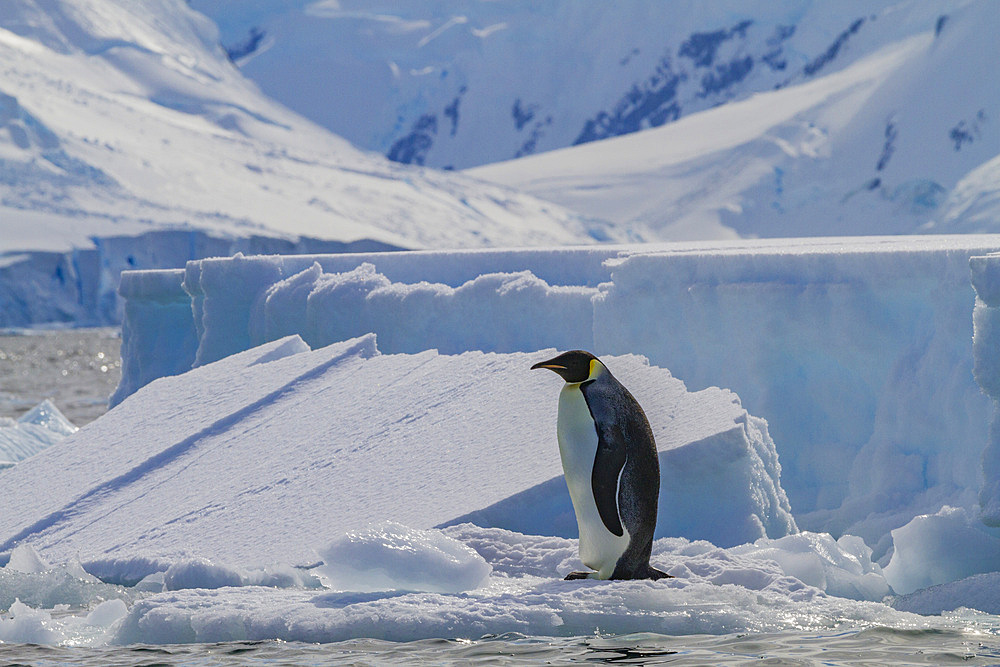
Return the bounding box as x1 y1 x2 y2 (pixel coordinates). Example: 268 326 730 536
195 0 999 241
470 1 1000 240
0 0 610 326
0 1 602 251
194 0 968 170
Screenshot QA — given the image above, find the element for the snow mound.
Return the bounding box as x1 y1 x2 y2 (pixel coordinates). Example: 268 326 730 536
315 522 492 593
731 532 890 601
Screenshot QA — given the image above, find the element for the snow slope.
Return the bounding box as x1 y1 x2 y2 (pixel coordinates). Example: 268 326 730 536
469 1 1000 240
0 335 792 569
0 0 596 252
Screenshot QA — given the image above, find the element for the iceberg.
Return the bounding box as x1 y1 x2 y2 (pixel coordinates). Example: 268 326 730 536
114 236 1000 559
0 335 793 570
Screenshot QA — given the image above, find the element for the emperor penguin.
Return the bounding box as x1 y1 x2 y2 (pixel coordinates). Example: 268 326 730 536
532 350 670 581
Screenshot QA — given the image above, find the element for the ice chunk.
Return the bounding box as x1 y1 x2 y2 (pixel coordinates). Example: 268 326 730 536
7 543 49 573
0 400 77 465
86 599 128 628
163 558 244 590
891 571 1000 615
0 339 789 568
0 563 129 611
883 506 1000 595
0 599 59 644
731 532 890 601
971 252 1000 525
315 522 492 593
111 269 198 406
18 400 77 437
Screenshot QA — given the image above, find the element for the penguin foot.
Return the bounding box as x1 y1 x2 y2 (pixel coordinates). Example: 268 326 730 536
564 571 596 580
648 566 674 580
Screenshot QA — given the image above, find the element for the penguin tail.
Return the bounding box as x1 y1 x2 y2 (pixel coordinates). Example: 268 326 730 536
647 565 674 580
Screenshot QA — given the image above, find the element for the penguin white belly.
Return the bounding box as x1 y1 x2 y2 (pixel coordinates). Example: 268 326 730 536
557 383 631 578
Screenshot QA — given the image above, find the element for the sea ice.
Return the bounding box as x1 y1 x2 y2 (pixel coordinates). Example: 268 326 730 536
107 524 912 645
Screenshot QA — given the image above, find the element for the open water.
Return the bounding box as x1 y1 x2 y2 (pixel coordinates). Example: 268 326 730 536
2 627 1000 666
3 330 1000 665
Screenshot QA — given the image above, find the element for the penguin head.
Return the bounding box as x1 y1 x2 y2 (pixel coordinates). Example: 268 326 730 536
531 350 599 383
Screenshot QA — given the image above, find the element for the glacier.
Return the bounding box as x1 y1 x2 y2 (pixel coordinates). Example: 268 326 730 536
195 0 1000 241
195 0 969 170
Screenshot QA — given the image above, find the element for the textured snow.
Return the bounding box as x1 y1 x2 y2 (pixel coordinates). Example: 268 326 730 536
315 522 493 594
0 335 792 569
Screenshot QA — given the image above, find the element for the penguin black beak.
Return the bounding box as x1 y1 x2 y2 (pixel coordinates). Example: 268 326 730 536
531 362 565 371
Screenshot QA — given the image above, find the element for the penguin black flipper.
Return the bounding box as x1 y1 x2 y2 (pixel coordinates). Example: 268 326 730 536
590 432 626 537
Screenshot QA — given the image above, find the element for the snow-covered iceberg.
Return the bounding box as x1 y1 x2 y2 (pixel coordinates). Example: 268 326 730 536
2 335 794 572
114 236 1000 561
5 332 925 645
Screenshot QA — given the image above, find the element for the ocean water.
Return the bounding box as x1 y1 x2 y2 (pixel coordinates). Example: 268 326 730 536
3 628 1000 666
4 330 1000 665
0 328 121 425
